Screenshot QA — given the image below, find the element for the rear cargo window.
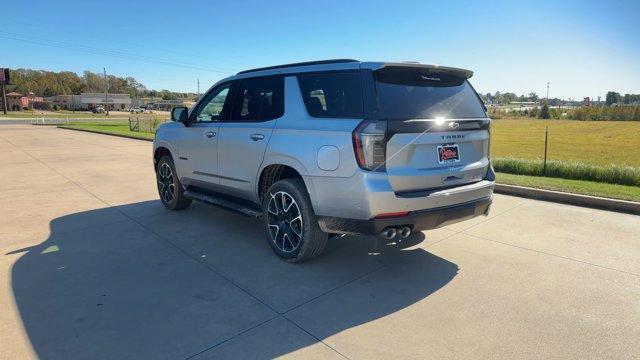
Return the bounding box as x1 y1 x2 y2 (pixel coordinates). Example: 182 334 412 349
373 67 486 120
297 72 364 118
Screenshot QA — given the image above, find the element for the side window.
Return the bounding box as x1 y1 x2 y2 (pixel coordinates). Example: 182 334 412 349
194 83 231 122
229 76 284 122
259 76 284 121
297 71 363 118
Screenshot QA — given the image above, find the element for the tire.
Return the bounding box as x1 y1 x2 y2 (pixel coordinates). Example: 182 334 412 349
156 155 191 210
262 179 328 262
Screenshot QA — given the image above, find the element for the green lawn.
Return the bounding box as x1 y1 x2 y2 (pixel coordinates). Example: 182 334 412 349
496 173 640 202
491 118 640 167
58 123 154 140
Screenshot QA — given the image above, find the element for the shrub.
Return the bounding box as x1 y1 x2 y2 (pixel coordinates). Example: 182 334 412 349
492 157 640 186
539 102 551 119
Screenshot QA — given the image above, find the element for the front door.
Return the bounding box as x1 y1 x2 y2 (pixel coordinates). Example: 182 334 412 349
177 82 233 187
217 76 284 201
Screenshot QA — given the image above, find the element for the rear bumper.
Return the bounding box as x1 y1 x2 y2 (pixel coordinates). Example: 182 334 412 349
307 170 494 220
318 196 492 235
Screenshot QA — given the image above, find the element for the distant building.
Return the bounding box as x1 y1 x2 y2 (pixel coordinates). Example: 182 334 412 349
146 99 185 111
30 99 52 110
131 97 163 108
3 92 24 111
20 93 44 109
53 95 83 110
80 93 132 111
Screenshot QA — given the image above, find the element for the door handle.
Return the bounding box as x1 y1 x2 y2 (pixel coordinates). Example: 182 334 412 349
250 133 265 141
205 131 216 138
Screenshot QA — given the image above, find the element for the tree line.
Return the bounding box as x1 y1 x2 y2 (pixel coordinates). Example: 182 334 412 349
5 68 196 100
605 91 640 106
488 103 640 121
482 91 640 106
480 91 540 105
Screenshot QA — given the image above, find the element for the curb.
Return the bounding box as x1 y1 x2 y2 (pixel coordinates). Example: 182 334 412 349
54 125 639 215
56 125 153 142
494 183 640 215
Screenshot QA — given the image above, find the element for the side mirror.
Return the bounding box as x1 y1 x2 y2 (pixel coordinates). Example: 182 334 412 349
171 106 189 123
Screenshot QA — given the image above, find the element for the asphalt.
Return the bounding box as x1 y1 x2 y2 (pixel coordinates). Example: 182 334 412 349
1 124 638 359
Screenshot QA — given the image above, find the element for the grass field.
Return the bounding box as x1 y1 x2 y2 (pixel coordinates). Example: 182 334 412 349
496 173 640 202
492 157 639 186
491 118 640 167
59 123 154 140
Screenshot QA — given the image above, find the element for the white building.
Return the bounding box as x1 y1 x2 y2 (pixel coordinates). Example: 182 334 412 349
146 99 185 111
80 93 131 111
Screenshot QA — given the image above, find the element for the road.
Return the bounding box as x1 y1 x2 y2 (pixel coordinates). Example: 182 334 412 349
0 125 638 359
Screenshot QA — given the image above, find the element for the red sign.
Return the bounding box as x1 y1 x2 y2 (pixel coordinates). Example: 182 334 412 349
0 69 9 84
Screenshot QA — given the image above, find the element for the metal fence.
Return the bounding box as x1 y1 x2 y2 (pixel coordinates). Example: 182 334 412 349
129 116 170 133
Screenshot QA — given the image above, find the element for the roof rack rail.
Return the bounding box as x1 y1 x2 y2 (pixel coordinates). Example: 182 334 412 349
237 59 359 75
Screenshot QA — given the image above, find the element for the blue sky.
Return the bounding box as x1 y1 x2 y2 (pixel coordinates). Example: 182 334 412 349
2 0 639 99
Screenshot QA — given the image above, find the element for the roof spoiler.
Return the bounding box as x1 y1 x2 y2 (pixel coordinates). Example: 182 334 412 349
377 62 473 79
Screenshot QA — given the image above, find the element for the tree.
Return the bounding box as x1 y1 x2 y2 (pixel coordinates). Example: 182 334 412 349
6 68 195 100
539 100 551 119
623 93 640 105
605 91 622 106
83 71 106 93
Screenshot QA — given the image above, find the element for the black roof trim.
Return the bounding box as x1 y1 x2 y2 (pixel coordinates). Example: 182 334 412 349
237 59 359 75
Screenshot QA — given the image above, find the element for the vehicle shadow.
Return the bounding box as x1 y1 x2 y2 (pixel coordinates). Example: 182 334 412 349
7 200 458 359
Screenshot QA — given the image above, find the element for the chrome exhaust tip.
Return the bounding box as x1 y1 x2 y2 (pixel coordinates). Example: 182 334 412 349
382 227 397 240
399 226 411 239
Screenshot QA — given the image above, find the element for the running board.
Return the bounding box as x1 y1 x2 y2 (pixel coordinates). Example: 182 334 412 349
184 190 263 217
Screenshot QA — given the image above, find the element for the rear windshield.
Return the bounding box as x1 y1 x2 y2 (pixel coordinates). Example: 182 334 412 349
373 67 486 120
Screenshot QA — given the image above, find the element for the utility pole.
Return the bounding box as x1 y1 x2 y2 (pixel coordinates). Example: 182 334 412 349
103 67 109 116
1 83 6 115
1 68 7 115
546 82 550 100
197 79 200 99
543 126 549 176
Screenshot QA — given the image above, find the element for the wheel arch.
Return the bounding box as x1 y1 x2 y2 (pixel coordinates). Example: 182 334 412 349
257 157 315 205
153 146 172 169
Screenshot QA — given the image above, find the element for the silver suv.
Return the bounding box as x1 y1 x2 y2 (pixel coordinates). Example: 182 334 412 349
153 59 494 262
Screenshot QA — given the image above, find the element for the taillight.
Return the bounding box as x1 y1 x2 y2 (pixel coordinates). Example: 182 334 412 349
487 120 492 159
352 120 387 171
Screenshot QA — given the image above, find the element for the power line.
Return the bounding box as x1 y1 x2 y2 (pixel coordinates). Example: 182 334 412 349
0 30 240 75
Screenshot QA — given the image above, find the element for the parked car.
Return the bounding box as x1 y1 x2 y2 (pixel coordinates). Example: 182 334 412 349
92 105 105 114
153 59 494 262
129 107 145 114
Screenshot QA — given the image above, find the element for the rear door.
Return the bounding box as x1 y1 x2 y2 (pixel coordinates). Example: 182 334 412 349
372 66 490 193
217 76 284 200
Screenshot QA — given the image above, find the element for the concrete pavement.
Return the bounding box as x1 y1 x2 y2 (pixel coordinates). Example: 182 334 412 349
0 124 639 359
